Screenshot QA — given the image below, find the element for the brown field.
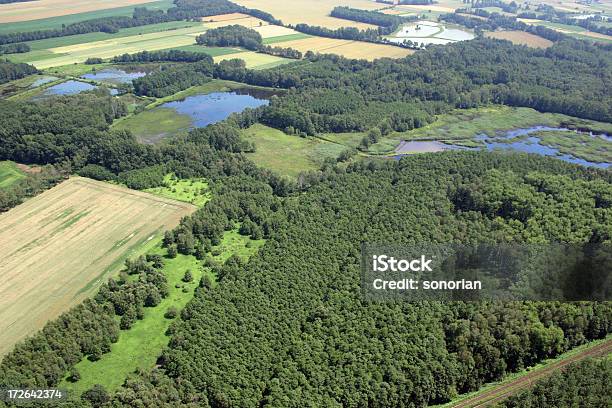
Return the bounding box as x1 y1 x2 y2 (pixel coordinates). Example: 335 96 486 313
485 30 553 48
0 0 154 24
280 36 414 60
232 0 379 29
0 177 195 356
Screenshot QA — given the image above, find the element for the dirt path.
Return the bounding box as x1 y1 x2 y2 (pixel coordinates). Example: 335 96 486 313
450 338 612 408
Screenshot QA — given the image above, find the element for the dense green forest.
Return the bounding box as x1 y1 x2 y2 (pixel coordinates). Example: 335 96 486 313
500 358 611 407
197 25 263 50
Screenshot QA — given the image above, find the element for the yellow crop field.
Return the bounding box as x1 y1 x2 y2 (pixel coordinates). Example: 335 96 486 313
201 13 302 38
30 24 210 69
214 51 294 69
485 30 554 48
0 177 195 356
232 0 379 29
0 0 154 24
280 37 414 60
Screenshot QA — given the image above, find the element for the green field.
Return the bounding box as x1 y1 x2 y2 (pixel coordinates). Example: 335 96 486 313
169 44 241 56
113 107 192 144
145 174 211 207
0 161 26 189
0 0 175 34
262 33 311 44
242 124 348 177
9 23 212 69
61 228 264 395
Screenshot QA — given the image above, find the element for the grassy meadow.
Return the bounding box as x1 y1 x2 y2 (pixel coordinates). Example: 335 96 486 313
61 228 264 395
242 124 348 177
0 161 26 189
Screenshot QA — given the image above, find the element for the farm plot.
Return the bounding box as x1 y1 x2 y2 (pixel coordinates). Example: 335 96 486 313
279 36 414 60
0 177 195 356
485 31 553 48
0 0 159 24
201 13 304 39
24 24 210 69
232 0 379 29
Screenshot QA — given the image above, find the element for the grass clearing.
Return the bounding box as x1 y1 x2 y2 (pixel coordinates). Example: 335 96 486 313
242 124 348 177
113 107 192 144
169 44 242 56
263 33 312 44
0 177 195 356
145 174 211 207
0 0 171 25
213 51 295 68
61 228 264 395
0 161 26 189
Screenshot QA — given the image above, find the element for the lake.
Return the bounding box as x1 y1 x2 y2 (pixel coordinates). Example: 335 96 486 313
161 89 271 128
81 68 146 85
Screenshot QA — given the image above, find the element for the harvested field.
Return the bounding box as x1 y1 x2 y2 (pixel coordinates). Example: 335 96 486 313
214 51 295 68
232 0 379 29
0 177 195 356
485 30 553 48
280 37 414 60
0 0 156 24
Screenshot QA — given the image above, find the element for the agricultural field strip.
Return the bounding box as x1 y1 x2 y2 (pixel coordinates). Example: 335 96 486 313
0 177 195 356
0 0 160 24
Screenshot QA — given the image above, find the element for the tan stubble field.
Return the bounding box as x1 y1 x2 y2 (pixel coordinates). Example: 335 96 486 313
0 177 196 356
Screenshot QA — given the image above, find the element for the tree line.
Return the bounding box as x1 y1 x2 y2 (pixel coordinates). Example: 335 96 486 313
195 25 302 59
0 163 69 212
0 60 37 84
330 6 418 36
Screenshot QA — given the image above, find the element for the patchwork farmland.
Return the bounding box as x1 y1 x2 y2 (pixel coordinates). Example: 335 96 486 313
0 0 162 24
0 177 195 356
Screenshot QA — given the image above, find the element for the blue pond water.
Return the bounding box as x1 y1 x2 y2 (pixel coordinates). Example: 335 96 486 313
81 68 146 84
30 76 58 88
394 127 611 169
162 90 271 128
37 80 119 99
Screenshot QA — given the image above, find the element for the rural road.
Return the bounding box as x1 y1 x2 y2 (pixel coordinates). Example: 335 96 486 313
449 338 612 408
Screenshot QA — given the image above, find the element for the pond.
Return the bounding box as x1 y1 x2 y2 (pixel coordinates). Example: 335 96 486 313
386 20 475 46
34 80 118 100
30 76 58 88
394 127 611 169
81 68 146 85
161 89 271 128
